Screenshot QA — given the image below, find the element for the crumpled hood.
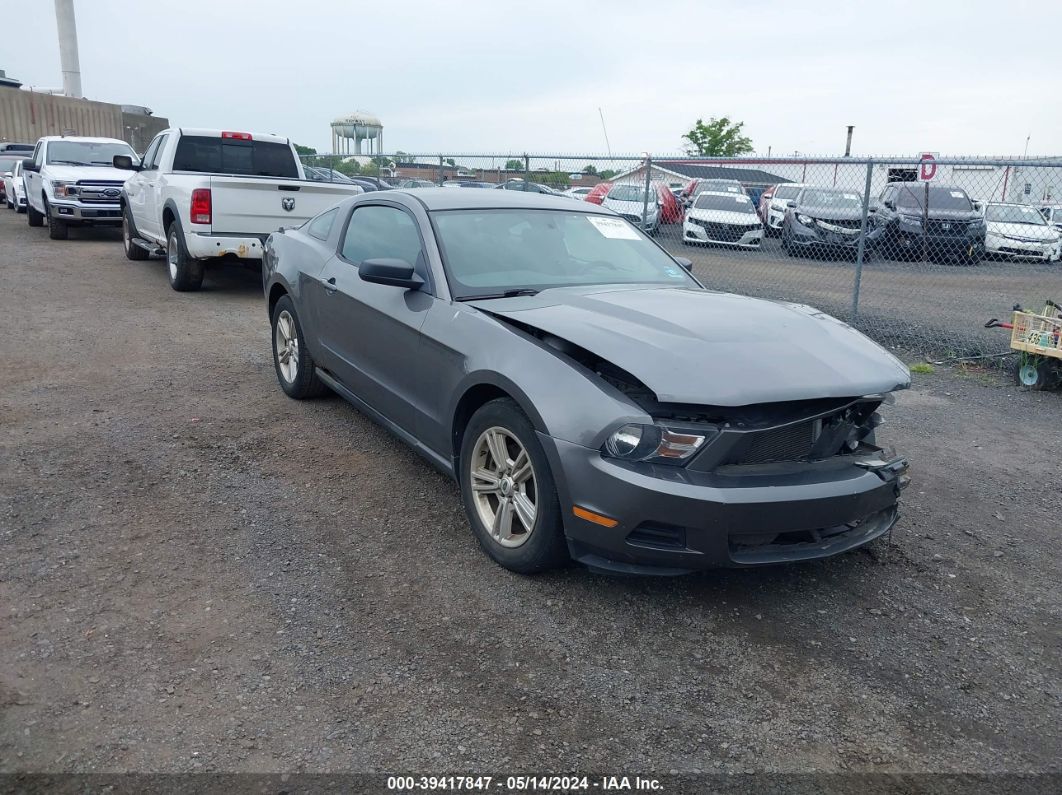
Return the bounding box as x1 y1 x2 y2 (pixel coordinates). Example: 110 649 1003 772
472 286 910 405
44 165 131 184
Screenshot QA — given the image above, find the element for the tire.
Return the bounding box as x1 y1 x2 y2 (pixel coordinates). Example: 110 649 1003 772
1017 358 1059 391
270 295 328 399
459 398 567 574
123 207 149 261
47 198 68 240
27 200 44 227
16 204 25 214
165 221 204 291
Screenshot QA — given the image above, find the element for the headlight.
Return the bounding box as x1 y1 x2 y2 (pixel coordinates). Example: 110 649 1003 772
603 423 713 465
50 180 78 198
899 214 922 227
796 213 815 226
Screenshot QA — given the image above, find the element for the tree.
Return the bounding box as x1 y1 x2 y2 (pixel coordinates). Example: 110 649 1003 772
681 117 754 157
445 158 456 167
293 143 317 156
583 164 598 176
505 158 524 171
598 169 617 181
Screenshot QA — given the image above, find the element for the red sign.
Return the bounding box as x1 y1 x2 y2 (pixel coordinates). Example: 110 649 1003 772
919 152 938 181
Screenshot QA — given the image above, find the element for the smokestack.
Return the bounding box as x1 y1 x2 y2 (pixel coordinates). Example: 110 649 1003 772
844 125 854 157
54 0 82 98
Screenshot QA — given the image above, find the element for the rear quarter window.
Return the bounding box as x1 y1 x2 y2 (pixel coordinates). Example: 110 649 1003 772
172 136 298 178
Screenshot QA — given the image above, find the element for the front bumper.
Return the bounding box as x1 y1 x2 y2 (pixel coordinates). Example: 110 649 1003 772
985 234 1060 261
889 229 984 258
542 435 906 574
184 232 265 260
48 200 122 223
683 222 763 248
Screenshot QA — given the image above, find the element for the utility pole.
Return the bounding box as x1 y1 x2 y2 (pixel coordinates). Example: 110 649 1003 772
844 125 854 157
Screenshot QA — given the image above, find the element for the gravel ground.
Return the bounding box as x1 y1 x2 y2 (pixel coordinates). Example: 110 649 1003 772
0 210 1059 776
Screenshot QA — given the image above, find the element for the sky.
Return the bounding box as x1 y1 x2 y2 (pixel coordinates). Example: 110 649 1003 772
5 0 1061 159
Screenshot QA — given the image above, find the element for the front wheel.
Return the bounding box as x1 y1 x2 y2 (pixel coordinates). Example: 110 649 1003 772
123 207 149 261
47 198 68 240
27 200 44 227
166 223 204 291
459 399 567 574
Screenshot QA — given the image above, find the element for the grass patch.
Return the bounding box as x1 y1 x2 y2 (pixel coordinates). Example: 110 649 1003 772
909 362 935 374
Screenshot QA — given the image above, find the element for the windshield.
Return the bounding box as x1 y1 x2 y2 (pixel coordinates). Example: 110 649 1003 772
693 193 756 213
894 185 973 211
46 140 136 166
0 157 22 173
773 185 802 200
800 189 864 209
432 209 698 298
695 181 742 195
985 204 1046 225
607 185 651 202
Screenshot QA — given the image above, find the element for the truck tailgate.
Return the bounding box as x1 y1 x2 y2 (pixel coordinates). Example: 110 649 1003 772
207 177 360 235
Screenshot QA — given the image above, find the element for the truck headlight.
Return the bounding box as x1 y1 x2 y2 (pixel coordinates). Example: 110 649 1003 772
899 214 922 228
796 213 816 226
50 180 79 198
603 423 714 464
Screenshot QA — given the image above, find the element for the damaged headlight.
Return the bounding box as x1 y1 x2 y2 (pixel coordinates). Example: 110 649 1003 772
603 423 715 465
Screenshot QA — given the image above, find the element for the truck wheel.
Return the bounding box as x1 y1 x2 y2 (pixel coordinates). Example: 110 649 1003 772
47 198 69 240
271 295 328 399
123 207 149 261
166 222 203 292
27 200 44 227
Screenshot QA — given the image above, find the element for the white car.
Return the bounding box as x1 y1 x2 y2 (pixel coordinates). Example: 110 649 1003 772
22 136 139 239
982 202 1061 262
683 190 764 249
565 186 594 199
1 155 27 212
1039 204 1062 234
600 183 660 233
762 182 806 234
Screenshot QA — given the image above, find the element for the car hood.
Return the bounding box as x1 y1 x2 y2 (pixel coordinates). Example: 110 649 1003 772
43 165 131 183
686 208 761 225
895 206 980 221
797 205 864 222
602 198 657 214
471 286 910 406
985 221 1058 240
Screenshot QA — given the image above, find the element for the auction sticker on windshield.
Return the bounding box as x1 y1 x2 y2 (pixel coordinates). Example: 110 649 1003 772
587 216 641 239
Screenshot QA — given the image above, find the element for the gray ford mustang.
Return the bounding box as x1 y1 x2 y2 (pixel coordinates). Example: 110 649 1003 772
263 189 911 575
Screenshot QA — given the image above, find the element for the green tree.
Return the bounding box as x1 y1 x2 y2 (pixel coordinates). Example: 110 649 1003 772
505 158 524 171
583 164 598 176
681 117 754 156
293 143 317 156
293 143 319 167
445 158 456 167
598 169 617 180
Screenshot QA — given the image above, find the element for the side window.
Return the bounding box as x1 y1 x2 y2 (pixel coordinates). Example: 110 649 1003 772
32 142 43 167
341 205 424 270
140 136 162 170
306 207 338 241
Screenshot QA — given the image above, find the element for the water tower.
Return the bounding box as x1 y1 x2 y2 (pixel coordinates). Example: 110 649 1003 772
331 112 384 155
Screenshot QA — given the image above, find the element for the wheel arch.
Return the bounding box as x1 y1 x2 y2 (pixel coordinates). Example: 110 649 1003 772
450 375 549 473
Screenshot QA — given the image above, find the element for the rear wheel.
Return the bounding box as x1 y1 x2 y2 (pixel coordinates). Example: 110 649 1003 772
270 295 328 399
166 222 203 291
459 399 567 574
123 207 149 260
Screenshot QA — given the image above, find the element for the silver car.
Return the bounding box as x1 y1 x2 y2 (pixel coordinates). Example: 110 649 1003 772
600 183 660 234
263 189 911 575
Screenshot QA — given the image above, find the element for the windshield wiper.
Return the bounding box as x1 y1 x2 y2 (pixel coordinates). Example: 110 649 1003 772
50 160 91 166
458 288 540 301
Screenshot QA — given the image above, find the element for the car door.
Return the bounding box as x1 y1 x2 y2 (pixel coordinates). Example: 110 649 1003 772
129 133 168 241
310 202 433 434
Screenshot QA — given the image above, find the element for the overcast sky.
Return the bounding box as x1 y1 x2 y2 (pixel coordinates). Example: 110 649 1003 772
5 0 1060 158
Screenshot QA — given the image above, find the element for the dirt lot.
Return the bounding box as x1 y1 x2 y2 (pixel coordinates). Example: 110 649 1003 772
1 210 1060 777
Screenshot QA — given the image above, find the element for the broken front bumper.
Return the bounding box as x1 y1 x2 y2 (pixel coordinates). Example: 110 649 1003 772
542 433 908 575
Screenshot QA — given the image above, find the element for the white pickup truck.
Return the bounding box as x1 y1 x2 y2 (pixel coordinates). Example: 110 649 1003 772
115 128 363 291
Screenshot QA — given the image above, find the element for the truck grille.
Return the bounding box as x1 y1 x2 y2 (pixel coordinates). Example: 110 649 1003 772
75 180 124 205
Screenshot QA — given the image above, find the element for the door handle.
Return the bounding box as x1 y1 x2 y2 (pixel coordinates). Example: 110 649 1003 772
321 276 337 294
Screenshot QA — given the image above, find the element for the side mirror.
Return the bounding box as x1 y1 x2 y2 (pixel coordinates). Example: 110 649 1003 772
358 258 424 290
113 154 139 171
786 200 796 208
22 159 39 173
883 201 895 210
972 201 983 212
674 257 693 272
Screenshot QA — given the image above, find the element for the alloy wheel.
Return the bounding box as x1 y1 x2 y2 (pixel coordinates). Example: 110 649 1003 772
167 231 179 281
274 310 299 383
470 426 537 548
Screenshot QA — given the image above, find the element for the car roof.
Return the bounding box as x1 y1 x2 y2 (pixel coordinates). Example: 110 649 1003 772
39 136 129 145
387 187 619 213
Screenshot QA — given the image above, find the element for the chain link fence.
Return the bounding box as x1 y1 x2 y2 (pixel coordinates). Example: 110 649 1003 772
298 151 1062 362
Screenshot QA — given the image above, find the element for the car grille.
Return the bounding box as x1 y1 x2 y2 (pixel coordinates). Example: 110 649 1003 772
925 219 969 236
733 419 819 463
817 218 862 232
75 180 124 204
690 219 760 242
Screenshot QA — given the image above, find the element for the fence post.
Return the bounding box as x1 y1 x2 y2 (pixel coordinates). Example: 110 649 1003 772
642 154 652 231
523 154 530 191
438 155 444 186
851 158 874 324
